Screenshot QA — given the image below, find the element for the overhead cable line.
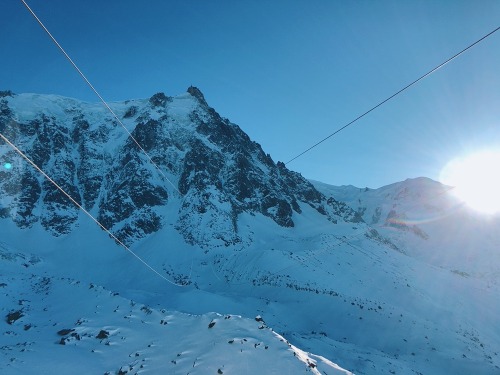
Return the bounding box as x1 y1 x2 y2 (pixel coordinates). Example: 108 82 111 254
0 131 185 287
20 0 181 196
286 26 500 165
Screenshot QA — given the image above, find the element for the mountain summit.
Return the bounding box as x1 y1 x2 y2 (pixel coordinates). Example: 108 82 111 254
0 88 360 246
187 85 208 105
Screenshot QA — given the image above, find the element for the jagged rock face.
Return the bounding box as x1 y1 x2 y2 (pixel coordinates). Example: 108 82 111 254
0 103 80 236
0 88 360 246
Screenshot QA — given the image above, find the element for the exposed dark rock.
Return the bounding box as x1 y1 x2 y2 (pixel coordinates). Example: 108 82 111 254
261 195 294 227
0 90 14 97
132 119 161 152
5 170 41 228
96 329 109 339
123 105 138 118
149 92 171 107
57 328 75 336
6 309 23 324
187 86 207 105
0 99 13 120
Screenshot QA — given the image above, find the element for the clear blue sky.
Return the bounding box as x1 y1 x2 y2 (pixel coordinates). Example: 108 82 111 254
1 0 499 188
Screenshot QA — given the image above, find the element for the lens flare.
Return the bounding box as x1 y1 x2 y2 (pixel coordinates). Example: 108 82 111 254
3 162 12 170
440 150 500 215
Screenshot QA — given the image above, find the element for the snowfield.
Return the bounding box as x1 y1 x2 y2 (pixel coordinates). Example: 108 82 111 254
0 242 351 375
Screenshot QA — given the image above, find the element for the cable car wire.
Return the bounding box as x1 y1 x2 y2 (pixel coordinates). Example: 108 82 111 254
0 130 186 287
20 0 181 196
286 25 500 165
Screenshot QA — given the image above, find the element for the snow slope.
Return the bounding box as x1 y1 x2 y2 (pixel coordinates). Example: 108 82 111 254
0 241 351 375
312 177 500 282
2 197 498 375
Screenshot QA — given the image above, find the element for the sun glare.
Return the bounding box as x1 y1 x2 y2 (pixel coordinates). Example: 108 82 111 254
440 150 500 215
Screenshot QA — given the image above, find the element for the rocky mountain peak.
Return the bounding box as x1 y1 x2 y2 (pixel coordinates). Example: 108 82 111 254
187 85 208 105
0 89 361 247
0 90 15 98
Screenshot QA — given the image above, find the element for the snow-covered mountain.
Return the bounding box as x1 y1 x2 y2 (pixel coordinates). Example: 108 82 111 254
312 177 500 281
0 88 359 246
1 89 499 375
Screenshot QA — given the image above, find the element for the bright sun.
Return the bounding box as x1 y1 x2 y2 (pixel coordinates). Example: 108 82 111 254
440 150 500 215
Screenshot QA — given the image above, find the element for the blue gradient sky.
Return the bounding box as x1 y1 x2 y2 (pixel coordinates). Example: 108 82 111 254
1 0 499 188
